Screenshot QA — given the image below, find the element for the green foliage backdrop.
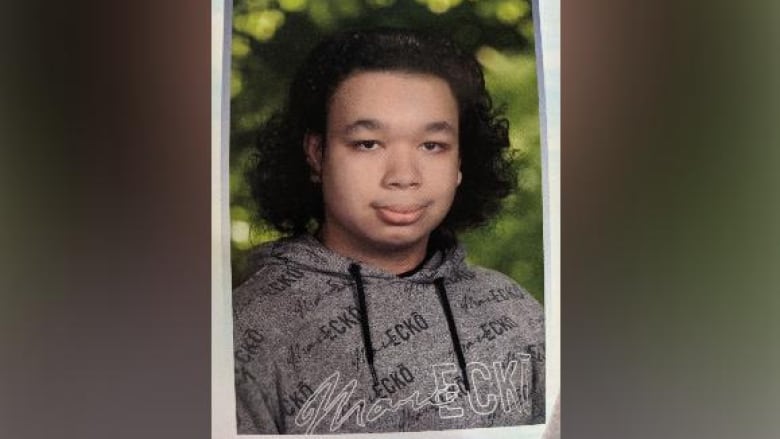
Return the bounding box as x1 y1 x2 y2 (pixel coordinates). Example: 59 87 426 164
229 0 544 303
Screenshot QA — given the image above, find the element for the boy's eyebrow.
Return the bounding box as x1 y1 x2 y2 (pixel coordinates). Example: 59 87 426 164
424 121 456 134
343 119 457 135
344 119 384 134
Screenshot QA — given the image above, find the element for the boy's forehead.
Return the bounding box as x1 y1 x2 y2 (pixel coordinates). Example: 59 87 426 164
332 70 455 98
326 71 459 131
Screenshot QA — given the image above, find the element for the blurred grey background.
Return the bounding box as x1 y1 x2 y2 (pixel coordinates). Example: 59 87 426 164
2 0 780 438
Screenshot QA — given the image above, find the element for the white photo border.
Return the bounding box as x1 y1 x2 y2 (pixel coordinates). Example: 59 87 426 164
212 0 560 436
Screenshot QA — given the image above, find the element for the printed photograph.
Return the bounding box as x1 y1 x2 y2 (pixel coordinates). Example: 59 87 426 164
227 0 546 434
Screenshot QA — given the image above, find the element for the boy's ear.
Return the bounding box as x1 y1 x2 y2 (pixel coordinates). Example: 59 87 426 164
457 157 462 186
303 133 323 182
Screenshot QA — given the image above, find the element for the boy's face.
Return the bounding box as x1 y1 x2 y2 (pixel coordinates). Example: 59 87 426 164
306 71 461 260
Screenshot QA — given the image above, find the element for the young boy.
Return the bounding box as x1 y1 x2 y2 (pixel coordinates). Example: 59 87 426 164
233 28 545 434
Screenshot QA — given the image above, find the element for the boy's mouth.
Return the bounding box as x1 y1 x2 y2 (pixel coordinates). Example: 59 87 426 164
372 203 429 226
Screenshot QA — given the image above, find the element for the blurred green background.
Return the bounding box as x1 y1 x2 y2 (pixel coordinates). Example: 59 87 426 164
229 0 544 303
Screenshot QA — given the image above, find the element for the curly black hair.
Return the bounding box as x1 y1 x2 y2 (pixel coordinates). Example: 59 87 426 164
247 27 517 243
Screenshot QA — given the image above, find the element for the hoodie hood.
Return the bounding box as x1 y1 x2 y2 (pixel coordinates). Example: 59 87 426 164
255 233 467 282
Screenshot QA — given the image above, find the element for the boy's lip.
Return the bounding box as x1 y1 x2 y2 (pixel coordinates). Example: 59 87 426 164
372 203 429 225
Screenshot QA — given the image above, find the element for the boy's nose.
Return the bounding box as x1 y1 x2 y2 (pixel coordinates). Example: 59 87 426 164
381 148 422 189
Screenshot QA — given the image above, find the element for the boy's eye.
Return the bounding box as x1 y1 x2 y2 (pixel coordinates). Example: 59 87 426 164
421 142 446 152
353 140 380 150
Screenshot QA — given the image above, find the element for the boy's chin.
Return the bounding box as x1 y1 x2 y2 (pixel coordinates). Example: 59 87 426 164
367 229 432 252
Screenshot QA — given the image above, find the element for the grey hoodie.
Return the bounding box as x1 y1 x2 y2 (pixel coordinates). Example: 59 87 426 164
233 235 545 434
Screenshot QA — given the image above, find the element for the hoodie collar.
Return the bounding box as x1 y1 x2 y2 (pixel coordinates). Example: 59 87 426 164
263 234 466 282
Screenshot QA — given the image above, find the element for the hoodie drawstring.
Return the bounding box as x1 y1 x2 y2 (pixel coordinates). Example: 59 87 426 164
434 277 471 392
348 263 378 385
347 263 470 393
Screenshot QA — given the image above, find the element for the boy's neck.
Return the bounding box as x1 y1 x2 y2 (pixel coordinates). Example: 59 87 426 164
317 228 429 275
